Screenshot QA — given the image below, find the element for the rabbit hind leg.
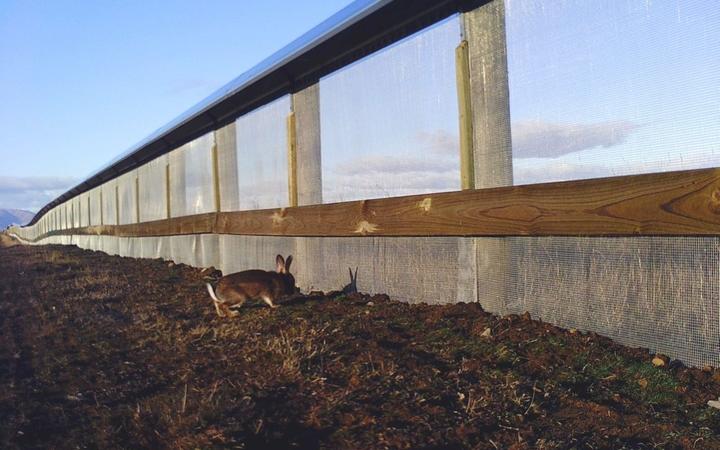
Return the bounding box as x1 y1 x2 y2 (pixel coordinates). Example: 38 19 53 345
261 295 279 309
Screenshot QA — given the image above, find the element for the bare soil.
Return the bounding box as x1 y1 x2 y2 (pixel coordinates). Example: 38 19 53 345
0 238 719 449
0 233 20 248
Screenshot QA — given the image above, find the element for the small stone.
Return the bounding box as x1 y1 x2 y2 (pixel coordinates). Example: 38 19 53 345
568 328 578 335
638 378 648 389
481 328 492 338
366 301 374 307
708 399 720 410
652 356 667 367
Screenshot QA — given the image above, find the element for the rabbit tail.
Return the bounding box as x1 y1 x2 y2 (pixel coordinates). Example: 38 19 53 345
206 283 221 303
206 283 230 317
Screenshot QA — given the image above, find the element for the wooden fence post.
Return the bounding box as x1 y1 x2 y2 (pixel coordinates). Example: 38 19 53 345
461 0 514 310
166 163 171 219
287 111 299 208
212 138 222 213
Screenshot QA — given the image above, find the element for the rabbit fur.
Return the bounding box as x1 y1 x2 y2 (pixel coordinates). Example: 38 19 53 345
206 254 296 317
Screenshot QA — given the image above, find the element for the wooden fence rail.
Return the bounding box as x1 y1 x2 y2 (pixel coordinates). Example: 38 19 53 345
15 168 720 242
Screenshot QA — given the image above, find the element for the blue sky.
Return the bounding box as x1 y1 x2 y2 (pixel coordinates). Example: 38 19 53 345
506 0 720 183
2 0 720 212
0 0 352 211
317 0 720 201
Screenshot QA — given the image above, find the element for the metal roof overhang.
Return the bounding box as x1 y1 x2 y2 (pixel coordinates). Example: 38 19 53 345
29 0 487 225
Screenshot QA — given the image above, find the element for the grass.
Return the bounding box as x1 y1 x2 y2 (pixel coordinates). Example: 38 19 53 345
557 352 681 407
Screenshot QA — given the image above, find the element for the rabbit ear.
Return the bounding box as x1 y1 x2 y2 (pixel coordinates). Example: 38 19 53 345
276 254 285 273
285 255 293 273
348 267 353 281
354 266 359 281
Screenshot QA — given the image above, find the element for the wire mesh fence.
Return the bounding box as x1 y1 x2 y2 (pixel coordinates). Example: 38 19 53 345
11 0 720 367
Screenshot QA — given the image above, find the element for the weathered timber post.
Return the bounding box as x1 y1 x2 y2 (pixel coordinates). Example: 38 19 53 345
135 176 140 224
293 83 322 206
215 122 238 212
460 0 514 311
211 138 221 214
291 83 323 291
165 163 171 219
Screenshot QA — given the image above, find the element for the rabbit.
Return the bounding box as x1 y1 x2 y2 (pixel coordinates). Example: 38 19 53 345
206 254 296 317
341 267 358 295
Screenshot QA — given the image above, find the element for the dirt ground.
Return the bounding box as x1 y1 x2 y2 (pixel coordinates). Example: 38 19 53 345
0 236 719 449
0 232 20 248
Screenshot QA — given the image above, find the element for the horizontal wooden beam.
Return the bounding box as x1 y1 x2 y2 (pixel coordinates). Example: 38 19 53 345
25 168 720 241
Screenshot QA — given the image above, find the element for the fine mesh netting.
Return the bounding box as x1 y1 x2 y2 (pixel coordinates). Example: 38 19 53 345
99 236 120 256
78 193 89 228
14 0 720 368
216 123 239 212
168 234 219 268
505 0 720 185
138 154 168 222
101 179 118 226
294 84 322 205
58 205 65 230
319 16 462 203
89 187 102 226
233 96 291 211
476 236 720 368
169 132 215 217
67 201 73 230
72 196 81 228
187 134 215 215
219 235 296 275
292 237 477 305
216 236 474 303
117 170 138 225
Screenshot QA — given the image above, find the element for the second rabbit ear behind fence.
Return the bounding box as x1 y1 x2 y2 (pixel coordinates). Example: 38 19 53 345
341 266 358 295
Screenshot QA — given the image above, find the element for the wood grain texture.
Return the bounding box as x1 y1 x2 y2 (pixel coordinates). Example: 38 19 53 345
23 168 720 241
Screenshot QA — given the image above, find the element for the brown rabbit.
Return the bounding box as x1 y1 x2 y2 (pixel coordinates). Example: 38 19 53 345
206 254 296 317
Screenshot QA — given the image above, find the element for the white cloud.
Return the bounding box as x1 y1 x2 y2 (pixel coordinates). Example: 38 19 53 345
332 154 457 176
415 129 459 156
0 176 78 212
513 153 720 186
325 151 460 203
511 120 641 158
513 162 612 185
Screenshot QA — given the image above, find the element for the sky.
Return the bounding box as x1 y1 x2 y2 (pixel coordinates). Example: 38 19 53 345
0 0 353 212
505 0 720 184
3 0 720 213
317 0 720 202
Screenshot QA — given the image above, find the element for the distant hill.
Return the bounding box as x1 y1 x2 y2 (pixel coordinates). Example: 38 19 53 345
0 209 35 229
